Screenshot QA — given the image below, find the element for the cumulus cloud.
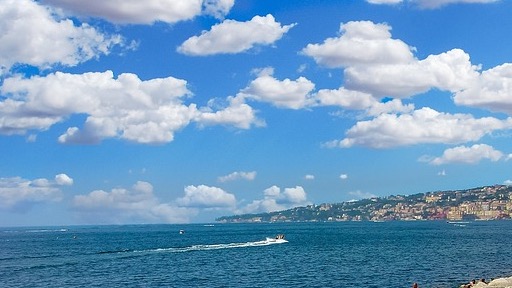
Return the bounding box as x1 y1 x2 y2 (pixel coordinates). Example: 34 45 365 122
197 96 263 129
366 99 416 116
345 49 480 98
0 0 123 75
326 107 512 149
366 0 499 8
0 174 73 211
303 21 480 98
1 71 193 141
302 21 415 68
42 0 234 24
340 174 348 180
74 181 154 210
73 181 194 224
426 144 506 165
454 63 512 115
302 20 512 150
0 70 259 142
176 185 236 208
315 88 376 110
218 171 257 182
73 182 242 224
55 173 74 186
304 174 315 180
237 185 310 214
314 87 414 115
177 14 296 56
282 186 308 204
238 67 315 109
348 190 377 200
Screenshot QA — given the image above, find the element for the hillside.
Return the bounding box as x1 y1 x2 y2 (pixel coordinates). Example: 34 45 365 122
216 185 512 223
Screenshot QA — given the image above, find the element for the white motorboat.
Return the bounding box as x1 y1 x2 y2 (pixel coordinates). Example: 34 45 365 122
265 234 287 243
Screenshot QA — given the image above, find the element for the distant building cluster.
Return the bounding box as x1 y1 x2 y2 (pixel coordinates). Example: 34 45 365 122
216 185 512 223
368 185 512 221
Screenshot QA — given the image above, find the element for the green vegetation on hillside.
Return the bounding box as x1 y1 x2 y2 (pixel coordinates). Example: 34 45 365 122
216 185 512 223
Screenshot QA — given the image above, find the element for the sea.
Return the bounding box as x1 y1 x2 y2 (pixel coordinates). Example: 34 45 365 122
2 221 512 288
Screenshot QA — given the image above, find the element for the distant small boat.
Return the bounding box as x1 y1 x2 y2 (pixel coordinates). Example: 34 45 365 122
179 230 185 234
265 234 287 243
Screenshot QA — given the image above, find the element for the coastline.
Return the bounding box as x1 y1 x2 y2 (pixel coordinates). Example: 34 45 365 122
458 276 512 287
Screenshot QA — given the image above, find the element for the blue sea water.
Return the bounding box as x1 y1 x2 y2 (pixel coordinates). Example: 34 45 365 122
2 221 512 288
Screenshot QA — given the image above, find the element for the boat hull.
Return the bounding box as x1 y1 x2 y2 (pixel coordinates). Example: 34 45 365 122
265 237 288 244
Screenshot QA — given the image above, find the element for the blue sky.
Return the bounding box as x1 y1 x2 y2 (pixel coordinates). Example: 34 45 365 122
1 0 511 226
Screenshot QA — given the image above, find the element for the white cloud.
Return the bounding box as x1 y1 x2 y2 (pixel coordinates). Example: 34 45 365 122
239 198 285 214
73 181 194 224
454 63 512 115
327 107 512 148
238 68 315 109
55 173 74 186
197 96 263 129
504 180 512 185
177 14 296 56
42 0 233 24
237 185 310 214
264 185 281 198
0 100 63 135
302 21 415 68
218 171 257 182
176 185 236 208
366 99 415 116
427 144 505 165
297 64 308 73
73 181 242 224
315 87 376 109
314 87 414 115
340 174 348 180
303 20 512 150
304 174 315 180
0 174 72 210
1 71 193 142
0 0 123 75
344 49 480 98
303 21 480 99
202 0 235 19
74 182 153 209
282 186 308 204
348 190 377 200
366 0 499 8
1 70 258 143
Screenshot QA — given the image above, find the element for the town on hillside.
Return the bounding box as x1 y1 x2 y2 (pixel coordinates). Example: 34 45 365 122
216 185 512 223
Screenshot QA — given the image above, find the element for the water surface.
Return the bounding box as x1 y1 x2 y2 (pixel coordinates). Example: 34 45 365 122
1 221 511 287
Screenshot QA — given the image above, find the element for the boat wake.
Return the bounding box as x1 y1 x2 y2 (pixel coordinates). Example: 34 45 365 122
2 228 68 233
96 237 288 256
137 238 288 254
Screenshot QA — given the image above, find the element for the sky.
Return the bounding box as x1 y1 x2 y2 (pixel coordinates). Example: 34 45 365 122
1 0 512 226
